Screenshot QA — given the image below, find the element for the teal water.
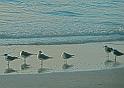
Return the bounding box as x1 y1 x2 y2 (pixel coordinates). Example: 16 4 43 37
0 0 124 45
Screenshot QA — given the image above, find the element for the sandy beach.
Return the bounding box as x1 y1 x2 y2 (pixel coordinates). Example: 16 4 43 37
0 41 124 88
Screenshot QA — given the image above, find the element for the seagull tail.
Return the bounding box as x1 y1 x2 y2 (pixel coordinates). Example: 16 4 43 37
121 52 124 55
71 55 74 57
32 54 37 55
49 57 53 59
15 57 21 59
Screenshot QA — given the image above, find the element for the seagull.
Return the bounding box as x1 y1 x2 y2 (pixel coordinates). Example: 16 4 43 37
62 52 74 65
104 45 113 60
4 54 19 69
112 49 124 63
38 51 52 69
20 51 36 65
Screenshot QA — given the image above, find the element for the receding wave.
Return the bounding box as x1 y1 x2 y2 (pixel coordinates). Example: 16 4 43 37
0 35 124 45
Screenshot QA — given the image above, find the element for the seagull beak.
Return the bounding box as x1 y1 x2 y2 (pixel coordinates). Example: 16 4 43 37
103 46 105 48
0 55 5 56
17 57 21 59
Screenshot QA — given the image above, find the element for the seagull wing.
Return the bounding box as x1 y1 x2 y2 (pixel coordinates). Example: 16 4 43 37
38 54 52 60
24 52 33 55
21 51 33 56
114 50 124 56
63 52 74 59
7 56 18 61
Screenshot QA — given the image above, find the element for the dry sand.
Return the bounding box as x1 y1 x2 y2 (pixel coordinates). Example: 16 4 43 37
0 41 124 88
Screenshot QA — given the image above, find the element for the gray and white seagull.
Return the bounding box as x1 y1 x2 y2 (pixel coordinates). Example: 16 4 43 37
37 51 52 72
104 45 113 61
3 54 19 73
20 51 36 70
112 49 124 63
62 52 74 69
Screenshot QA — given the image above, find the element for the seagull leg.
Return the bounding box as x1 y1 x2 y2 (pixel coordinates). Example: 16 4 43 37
115 55 117 63
38 60 44 73
66 59 67 65
106 53 109 60
40 60 43 69
24 57 26 65
7 61 10 69
108 53 109 60
64 59 67 65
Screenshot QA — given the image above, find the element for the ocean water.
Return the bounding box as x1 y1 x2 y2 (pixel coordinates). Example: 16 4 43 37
0 0 124 45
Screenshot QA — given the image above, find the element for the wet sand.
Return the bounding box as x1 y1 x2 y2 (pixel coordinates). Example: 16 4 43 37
0 41 124 88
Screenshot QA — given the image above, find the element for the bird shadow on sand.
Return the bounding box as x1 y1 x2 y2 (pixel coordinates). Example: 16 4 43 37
4 68 17 73
104 60 120 67
21 64 30 70
38 68 53 73
62 64 74 69
112 62 121 67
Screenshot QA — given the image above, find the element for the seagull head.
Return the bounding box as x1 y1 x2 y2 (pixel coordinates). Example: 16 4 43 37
4 54 8 56
22 51 25 53
39 51 42 53
104 45 108 48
